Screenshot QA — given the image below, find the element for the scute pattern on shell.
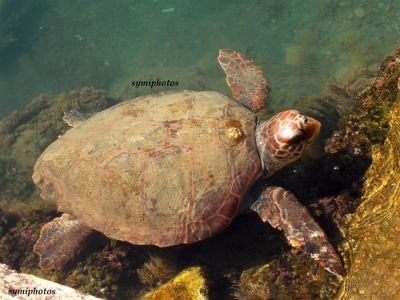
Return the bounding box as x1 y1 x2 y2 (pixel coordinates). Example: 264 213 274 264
32 91 262 246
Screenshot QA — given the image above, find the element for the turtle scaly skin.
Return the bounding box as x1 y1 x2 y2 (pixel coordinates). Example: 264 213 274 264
256 110 320 176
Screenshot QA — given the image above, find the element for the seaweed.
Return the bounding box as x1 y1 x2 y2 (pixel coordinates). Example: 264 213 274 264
64 241 144 299
137 254 178 288
325 49 400 155
232 252 340 300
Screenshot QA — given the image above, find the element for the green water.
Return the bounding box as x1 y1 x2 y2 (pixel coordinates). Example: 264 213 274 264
0 0 399 118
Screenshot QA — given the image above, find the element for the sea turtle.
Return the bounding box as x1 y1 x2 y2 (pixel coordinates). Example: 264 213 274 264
32 49 344 278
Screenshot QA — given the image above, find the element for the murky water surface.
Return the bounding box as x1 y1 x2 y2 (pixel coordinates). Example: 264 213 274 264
1 0 399 117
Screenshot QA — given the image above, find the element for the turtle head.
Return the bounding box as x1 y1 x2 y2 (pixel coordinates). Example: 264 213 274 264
256 110 321 176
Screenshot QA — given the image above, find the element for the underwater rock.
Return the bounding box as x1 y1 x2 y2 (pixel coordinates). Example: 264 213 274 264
337 74 400 299
233 264 271 300
325 48 400 156
317 48 400 240
0 263 102 300
141 266 207 300
62 241 145 299
232 251 339 300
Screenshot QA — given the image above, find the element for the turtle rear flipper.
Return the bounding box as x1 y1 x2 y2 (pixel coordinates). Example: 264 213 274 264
63 110 92 127
218 48 270 113
251 186 345 279
33 213 93 270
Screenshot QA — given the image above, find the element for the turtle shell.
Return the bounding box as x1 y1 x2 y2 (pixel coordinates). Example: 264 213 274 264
33 91 262 246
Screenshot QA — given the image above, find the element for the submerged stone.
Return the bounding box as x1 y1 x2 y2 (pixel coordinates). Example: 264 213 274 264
141 266 207 300
338 76 400 299
232 252 339 300
0 263 102 300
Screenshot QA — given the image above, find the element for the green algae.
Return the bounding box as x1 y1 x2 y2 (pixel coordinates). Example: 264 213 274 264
326 49 400 156
233 252 341 300
64 242 142 299
137 254 178 288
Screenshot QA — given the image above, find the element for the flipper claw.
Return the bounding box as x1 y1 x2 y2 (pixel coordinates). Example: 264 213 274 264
251 186 345 279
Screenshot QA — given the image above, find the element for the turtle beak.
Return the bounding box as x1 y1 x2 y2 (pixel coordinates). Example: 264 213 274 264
304 117 321 144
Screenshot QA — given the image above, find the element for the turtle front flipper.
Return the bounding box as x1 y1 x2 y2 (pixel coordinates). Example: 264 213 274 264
217 48 270 113
251 186 345 279
33 213 93 270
